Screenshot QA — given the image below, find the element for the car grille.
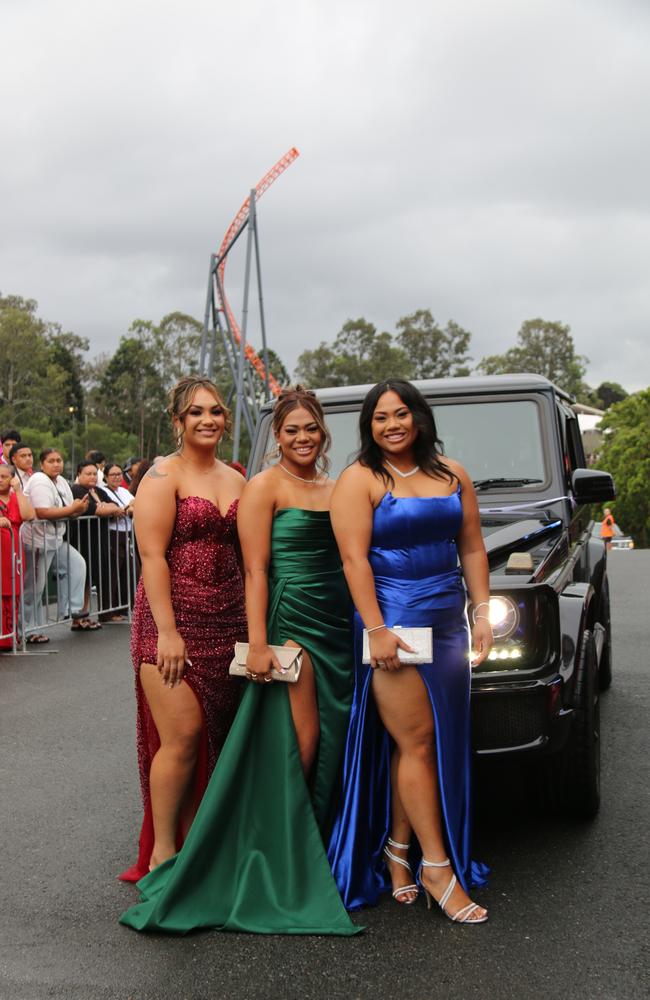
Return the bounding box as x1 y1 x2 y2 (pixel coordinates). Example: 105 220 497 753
471 691 546 750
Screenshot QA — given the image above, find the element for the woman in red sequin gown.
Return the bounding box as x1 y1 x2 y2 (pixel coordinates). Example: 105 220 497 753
119 378 247 882
0 466 35 648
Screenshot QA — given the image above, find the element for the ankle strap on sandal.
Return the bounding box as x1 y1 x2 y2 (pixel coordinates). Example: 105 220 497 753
420 857 451 868
387 837 411 851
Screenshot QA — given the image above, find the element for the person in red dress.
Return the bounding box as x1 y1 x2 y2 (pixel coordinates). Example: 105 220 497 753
0 465 35 649
119 377 247 881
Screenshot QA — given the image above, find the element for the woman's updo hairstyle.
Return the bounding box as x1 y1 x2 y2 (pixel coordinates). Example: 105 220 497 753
39 448 61 464
357 379 455 487
167 376 232 448
271 385 332 474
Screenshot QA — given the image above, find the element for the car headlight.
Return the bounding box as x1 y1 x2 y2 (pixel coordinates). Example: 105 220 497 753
473 595 519 640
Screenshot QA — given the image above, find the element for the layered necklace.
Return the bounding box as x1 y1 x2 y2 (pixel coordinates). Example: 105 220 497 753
384 459 420 479
277 462 326 486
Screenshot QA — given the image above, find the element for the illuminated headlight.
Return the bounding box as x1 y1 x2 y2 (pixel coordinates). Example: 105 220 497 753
486 646 524 664
474 596 519 640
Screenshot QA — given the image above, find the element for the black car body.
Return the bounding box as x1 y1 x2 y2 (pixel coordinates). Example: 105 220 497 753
248 374 615 817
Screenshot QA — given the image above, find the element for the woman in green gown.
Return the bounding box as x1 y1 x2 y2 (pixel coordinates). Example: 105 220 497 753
120 387 360 935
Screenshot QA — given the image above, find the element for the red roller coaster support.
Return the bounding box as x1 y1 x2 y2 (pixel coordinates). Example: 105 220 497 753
215 147 299 397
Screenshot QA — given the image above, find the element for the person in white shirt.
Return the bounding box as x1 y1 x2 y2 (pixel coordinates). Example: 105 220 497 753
8 442 34 489
22 448 89 641
100 463 134 619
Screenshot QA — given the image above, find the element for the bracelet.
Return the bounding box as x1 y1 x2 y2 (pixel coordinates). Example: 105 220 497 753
474 602 490 612
475 614 491 622
366 624 387 634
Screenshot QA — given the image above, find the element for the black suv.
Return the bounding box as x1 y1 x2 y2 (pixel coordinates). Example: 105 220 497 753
248 374 615 818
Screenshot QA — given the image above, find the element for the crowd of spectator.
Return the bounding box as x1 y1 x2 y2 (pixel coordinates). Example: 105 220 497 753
0 427 145 648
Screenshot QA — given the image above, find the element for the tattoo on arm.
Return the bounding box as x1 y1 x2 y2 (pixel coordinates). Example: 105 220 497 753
146 466 168 479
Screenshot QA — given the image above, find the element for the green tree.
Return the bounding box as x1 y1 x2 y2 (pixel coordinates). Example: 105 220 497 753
296 318 413 387
86 313 290 463
48 330 89 429
19 421 140 477
594 381 628 410
0 295 72 430
596 389 650 548
95 337 164 456
294 342 339 388
395 310 472 378
478 318 588 397
87 312 211 457
130 312 203 387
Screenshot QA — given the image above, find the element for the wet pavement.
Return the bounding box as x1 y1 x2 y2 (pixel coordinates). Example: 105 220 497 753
1 552 648 1000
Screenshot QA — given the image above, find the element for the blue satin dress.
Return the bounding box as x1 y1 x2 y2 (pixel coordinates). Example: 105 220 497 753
327 486 489 909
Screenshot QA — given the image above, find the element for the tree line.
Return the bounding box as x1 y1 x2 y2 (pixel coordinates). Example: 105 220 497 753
0 294 287 467
2 293 644 544
295 312 627 409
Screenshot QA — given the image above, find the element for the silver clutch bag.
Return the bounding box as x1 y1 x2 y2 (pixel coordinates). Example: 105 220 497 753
229 641 303 683
362 626 433 665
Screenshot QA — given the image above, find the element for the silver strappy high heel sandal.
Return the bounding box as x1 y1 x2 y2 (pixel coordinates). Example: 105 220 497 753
383 837 419 904
417 858 488 924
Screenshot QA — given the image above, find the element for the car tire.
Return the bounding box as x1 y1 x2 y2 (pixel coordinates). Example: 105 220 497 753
559 630 601 819
598 579 613 691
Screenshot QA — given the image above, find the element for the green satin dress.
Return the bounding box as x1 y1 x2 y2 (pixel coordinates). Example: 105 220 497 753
120 508 360 935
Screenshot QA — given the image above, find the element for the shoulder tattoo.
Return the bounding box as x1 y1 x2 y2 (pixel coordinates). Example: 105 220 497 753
146 465 168 479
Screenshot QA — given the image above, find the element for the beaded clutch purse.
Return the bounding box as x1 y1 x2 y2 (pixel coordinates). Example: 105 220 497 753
229 642 303 683
362 626 433 665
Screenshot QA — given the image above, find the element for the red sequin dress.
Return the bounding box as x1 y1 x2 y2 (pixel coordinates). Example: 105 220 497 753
119 495 247 882
0 492 23 649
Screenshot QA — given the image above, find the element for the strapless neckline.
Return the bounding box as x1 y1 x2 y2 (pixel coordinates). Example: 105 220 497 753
379 486 460 505
176 495 238 520
273 507 331 518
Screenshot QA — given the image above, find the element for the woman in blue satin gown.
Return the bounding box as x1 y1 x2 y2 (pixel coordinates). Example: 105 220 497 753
328 380 492 924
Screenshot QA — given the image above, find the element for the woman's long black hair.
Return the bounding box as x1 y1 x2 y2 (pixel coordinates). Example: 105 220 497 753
356 379 455 487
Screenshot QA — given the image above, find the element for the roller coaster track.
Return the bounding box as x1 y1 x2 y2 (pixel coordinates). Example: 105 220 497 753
214 147 299 396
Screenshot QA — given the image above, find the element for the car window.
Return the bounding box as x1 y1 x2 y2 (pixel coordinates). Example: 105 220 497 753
432 399 547 483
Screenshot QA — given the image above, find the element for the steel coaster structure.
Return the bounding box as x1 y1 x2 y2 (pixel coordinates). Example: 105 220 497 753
199 147 300 461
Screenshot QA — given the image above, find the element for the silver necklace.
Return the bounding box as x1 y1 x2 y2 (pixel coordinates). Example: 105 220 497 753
277 462 324 486
385 459 420 479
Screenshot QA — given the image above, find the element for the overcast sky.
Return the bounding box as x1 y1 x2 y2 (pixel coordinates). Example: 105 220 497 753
2 0 649 390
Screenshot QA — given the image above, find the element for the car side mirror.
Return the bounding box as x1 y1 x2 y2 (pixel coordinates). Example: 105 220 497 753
571 468 616 505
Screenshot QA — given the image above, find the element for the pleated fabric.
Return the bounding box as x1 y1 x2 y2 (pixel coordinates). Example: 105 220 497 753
327 490 489 910
120 508 360 935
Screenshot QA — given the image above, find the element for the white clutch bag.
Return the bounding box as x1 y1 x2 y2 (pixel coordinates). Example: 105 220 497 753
229 642 303 683
362 626 433 665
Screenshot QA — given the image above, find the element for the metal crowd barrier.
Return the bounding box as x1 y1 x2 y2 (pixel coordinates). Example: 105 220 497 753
7 514 139 653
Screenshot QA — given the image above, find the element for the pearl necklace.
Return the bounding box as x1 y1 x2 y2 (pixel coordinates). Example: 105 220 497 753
277 462 325 486
385 459 420 479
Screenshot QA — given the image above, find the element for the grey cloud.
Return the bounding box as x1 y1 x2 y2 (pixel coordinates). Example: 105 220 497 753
1 0 649 391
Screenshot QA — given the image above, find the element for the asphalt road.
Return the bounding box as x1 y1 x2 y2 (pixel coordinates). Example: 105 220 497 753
1 553 648 1000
